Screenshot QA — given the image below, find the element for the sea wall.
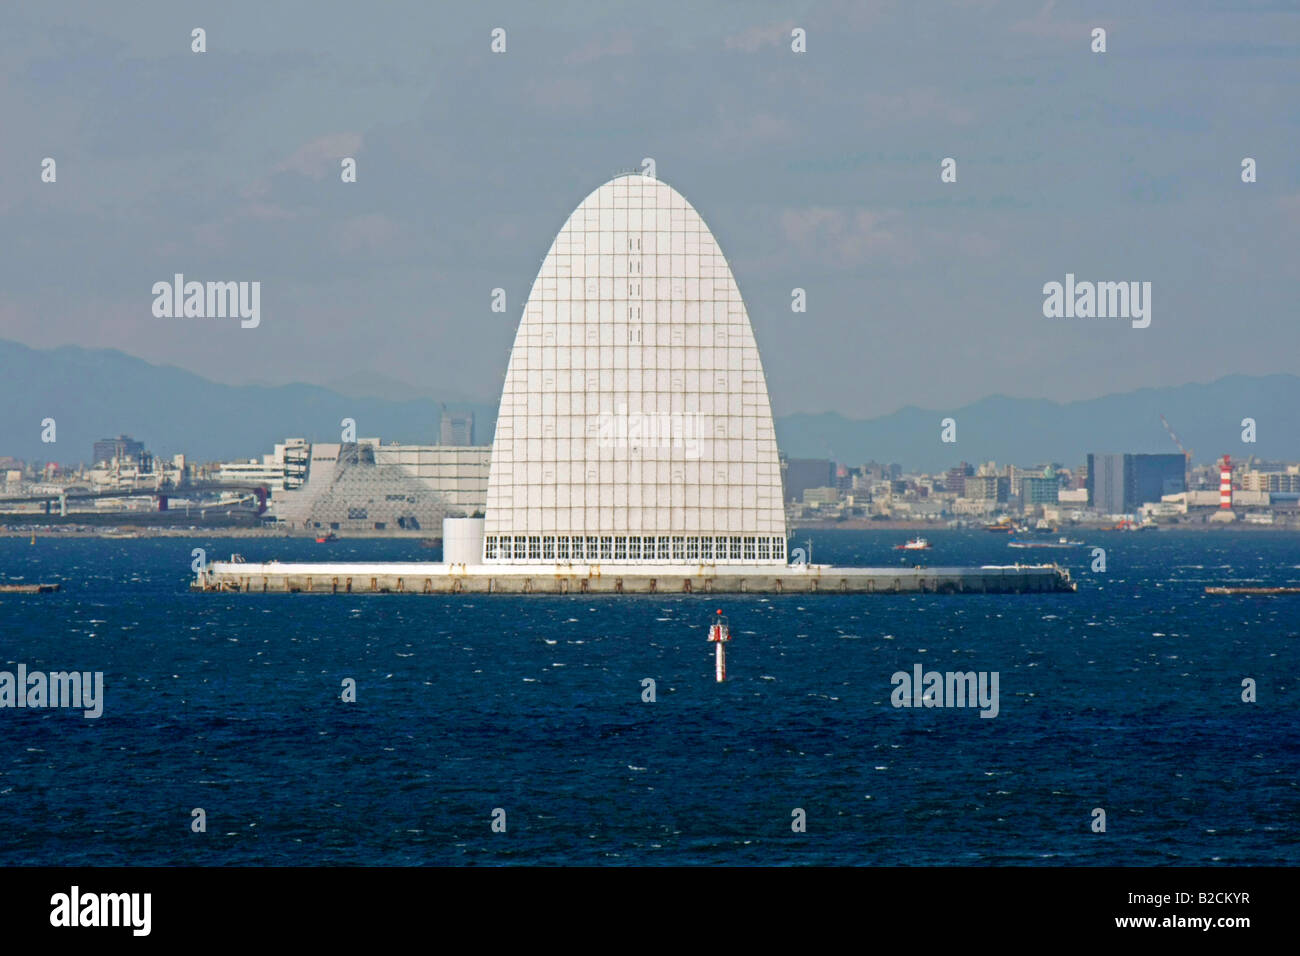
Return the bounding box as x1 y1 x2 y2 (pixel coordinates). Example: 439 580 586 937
194 562 1075 595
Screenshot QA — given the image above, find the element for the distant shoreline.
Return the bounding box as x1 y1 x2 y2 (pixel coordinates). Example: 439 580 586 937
0 527 438 540
791 519 1299 533
2 522 1295 539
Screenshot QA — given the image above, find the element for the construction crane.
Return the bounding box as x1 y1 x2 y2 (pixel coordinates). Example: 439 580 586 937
1159 414 1193 489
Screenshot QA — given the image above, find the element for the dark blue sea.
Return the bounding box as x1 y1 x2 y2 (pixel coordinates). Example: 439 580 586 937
1 530 1297 865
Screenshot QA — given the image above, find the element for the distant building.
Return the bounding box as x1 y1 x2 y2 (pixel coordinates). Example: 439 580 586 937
1241 469 1300 493
964 476 995 500
1021 466 1061 506
276 439 491 531
1087 453 1186 513
802 486 841 507
373 442 490 514
1132 454 1187 506
784 458 836 503
439 411 475 446
215 457 291 490
963 474 1008 503
945 462 974 496
1088 453 1126 513
834 464 855 494
220 436 491 530
1021 475 1060 506
93 435 144 466
861 460 902 481
216 439 310 492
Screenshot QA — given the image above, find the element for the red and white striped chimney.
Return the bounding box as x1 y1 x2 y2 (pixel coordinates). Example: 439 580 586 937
1219 455 1233 509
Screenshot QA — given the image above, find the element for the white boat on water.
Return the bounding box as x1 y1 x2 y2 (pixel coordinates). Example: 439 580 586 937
894 537 931 551
1008 536 1083 549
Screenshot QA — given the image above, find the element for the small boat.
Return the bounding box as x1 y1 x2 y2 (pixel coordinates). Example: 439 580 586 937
985 516 1027 533
894 536 931 550
1112 518 1154 531
1009 536 1083 549
315 532 337 543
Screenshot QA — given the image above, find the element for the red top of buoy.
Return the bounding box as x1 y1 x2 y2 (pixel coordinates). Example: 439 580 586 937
716 609 722 615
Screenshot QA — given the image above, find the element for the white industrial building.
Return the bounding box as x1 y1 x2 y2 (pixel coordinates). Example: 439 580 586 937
217 437 490 532
481 173 787 565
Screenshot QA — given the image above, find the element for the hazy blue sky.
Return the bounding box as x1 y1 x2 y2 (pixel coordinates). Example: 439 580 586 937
2 1 1296 417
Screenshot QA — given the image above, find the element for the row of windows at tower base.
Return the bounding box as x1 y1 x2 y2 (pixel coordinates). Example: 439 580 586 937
483 534 787 564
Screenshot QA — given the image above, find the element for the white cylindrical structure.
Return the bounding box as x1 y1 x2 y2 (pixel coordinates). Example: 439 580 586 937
708 616 730 683
443 516 485 565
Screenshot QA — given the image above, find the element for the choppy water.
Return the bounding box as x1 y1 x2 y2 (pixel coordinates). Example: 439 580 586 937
1 530 1297 865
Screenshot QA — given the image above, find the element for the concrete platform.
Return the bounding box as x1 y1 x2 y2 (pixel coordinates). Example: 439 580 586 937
194 560 1076 595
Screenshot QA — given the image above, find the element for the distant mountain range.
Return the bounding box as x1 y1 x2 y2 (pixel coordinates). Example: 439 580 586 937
774 376 1300 471
0 341 496 465
1 339 1294 471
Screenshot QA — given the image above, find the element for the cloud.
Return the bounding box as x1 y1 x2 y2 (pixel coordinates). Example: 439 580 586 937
274 132 364 180
160 133 362 252
565 31 640 65
529 75 596 112
741 111 796 143
861 89 977 128
779 208 1000 269
780 207 910 268
724 22 797 53
1011 0 1100 40
934 228 1001 259
330 213 403 255
696 110 797 152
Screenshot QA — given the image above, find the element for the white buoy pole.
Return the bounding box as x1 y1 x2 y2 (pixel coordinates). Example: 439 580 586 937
709 610 730 683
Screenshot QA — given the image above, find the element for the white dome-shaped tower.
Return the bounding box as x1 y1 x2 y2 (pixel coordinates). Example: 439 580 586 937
483 174 786 565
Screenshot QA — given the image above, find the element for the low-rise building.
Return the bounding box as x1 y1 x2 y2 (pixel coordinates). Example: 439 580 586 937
802 486 841 507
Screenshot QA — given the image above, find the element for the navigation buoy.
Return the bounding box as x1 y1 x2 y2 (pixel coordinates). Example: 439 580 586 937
707 609 731 683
